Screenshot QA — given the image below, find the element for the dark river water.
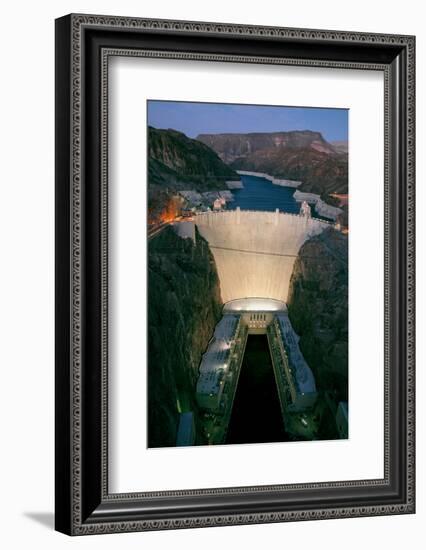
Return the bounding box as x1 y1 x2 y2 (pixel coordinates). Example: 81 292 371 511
226 335 289 445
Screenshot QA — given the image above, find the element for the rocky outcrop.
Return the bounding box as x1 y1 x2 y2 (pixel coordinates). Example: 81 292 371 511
148 127 238 190
197 130 348 205
287 228 348 438
148 227 223 447
148 127 239 224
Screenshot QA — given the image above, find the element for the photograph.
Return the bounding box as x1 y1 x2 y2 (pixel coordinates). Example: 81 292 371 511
147 100 349 448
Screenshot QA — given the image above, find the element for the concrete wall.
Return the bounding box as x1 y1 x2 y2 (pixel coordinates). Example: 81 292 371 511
293 190 343 220
172 220 196 241
195 210 331 303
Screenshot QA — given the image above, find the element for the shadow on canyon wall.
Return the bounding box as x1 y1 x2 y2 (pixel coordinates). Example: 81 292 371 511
288 228 348 439
148 227 222 447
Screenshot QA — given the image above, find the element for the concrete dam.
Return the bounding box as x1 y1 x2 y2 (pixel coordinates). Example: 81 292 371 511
170 209 336 444
194 209 332 303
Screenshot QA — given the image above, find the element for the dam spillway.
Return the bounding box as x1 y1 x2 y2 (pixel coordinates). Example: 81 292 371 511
194 209 332 303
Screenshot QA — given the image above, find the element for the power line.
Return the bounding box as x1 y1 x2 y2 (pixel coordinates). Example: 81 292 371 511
209 245 299 258
150 243 347 265
210 245 347 268
149 226 347 266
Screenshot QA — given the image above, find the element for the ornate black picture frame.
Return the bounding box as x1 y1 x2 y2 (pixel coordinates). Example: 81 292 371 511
55 14 415 535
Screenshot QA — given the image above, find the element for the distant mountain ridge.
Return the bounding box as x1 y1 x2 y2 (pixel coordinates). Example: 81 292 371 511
197 130 337 163
196 130 348 199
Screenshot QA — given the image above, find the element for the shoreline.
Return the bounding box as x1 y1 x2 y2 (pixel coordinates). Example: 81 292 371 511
179 172 343 222
293 190 343 221
236 171 343 221
236 170 302 188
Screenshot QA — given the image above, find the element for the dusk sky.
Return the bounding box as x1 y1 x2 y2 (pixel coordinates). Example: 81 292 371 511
147 100 348 142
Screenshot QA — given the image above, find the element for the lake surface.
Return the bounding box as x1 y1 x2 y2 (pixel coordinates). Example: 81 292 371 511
228 174 333 221
229 174 300 214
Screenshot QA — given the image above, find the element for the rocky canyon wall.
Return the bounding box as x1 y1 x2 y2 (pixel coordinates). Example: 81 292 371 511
287 228 348 438
148 227 223 447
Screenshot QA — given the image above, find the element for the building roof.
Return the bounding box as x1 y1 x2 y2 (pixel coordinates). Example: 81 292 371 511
196 314 240 395
196 369 224 396
276 313 316 394
199 342 230 374
213 314 239 340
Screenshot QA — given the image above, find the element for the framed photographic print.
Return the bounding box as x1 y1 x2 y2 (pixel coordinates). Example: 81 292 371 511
55 14 415 535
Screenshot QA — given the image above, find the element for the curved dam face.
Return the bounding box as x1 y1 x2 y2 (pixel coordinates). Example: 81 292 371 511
195 210 331 303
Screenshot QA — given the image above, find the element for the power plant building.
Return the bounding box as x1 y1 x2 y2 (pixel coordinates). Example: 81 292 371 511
273 313 317 410
196 314 242 412
196 295 317 440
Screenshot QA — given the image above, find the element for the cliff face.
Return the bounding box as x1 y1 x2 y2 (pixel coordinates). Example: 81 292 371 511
233 149 348 196
197 130 348 201
148 127 238 190
148 227 223 447
148 127 239 224
287 228 348 437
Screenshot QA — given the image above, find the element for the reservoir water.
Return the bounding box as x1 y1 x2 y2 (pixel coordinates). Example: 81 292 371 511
228 174 332 221
229 174 300 214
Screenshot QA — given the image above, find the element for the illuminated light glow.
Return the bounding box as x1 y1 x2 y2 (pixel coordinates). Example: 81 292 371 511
223 297 287 313
154 195 183 224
